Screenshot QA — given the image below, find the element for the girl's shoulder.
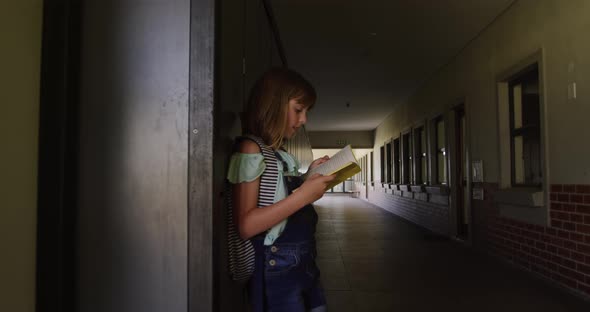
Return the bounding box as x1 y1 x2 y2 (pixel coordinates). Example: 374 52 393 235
236 138 261 154
227 136 268 183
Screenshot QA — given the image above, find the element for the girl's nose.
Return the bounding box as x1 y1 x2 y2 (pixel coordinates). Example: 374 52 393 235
299 112 307 124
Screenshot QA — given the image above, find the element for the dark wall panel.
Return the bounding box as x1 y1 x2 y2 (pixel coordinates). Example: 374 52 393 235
77 1 190 311
215 1 283 310
217 0 247 310
244 0 274 92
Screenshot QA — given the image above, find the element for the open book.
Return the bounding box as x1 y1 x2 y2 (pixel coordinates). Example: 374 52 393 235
306 145 361 190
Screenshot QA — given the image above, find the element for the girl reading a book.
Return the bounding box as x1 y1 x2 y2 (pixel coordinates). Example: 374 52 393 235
227 67 334 312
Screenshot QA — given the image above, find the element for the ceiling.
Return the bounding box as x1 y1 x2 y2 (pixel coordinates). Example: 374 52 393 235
272 0 516 131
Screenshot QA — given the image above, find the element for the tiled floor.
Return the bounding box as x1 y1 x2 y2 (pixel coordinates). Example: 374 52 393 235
314 194 590 312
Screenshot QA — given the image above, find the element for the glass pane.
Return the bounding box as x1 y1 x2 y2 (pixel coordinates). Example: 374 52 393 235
393 139 400 183
344 180 353 192
421 129 426 153
437 120 445 148
380 146 385 182
386 143 392 183
510 66 541 186
513 84 522 128
409 135 413 158
461 115 466 178
524 132 542 185
370 152 373 181
363 157 366 182
413 128 422 184
409 137 413 183
522 94 540 128
421 158 427 184
437 152 446 184
403 134 410 184
514 135 524 184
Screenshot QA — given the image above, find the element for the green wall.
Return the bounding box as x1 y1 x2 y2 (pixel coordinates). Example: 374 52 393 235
0 0 43 311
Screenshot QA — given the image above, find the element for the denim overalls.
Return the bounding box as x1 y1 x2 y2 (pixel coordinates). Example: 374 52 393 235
248 173 326 312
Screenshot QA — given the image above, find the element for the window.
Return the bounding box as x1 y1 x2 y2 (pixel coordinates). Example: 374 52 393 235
380 146 385 182
355 156 360 182
362 156 366 183
359 156 363 182
370 152 374 182
393 138 401 184
414 126 427 185
434 117 447 184
363 156 367 183
509 65 541 186
402 132 413 184
495 54 545 219
385 141 392 183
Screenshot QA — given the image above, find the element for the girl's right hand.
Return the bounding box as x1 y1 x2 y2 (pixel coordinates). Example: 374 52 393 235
299 173 336 202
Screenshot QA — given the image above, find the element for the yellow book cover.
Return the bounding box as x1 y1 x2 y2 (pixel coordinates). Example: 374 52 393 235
306 145 361 190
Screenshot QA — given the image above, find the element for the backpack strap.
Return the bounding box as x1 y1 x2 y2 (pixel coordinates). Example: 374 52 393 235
226 135 280 282
240 135 279 208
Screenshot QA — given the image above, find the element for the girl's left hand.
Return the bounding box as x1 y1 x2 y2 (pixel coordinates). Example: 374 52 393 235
309 155 330 170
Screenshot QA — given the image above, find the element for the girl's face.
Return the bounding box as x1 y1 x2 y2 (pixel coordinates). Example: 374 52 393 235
284 99 308 139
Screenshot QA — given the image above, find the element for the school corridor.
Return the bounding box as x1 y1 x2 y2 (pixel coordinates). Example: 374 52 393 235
4 0 590 311
315 194 589 312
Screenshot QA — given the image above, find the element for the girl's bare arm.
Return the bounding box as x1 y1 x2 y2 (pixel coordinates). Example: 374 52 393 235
232 140 334 240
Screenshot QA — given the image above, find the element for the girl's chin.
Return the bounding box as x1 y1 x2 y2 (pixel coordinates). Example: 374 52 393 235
284 129 297 139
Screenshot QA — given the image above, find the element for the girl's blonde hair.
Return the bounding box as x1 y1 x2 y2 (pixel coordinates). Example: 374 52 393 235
243 67 316 150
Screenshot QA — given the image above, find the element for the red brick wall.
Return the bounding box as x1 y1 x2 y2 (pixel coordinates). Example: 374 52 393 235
478 183 590 298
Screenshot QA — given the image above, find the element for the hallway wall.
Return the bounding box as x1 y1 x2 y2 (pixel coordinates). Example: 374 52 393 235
367 0 590 299
216 0 247 307
216 0 283 310
0 1 43 311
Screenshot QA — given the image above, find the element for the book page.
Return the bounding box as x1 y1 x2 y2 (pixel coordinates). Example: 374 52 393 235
308 145 357 176
325 163 361 190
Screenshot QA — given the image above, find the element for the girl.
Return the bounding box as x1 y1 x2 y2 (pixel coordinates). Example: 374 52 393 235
227 67 335 312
